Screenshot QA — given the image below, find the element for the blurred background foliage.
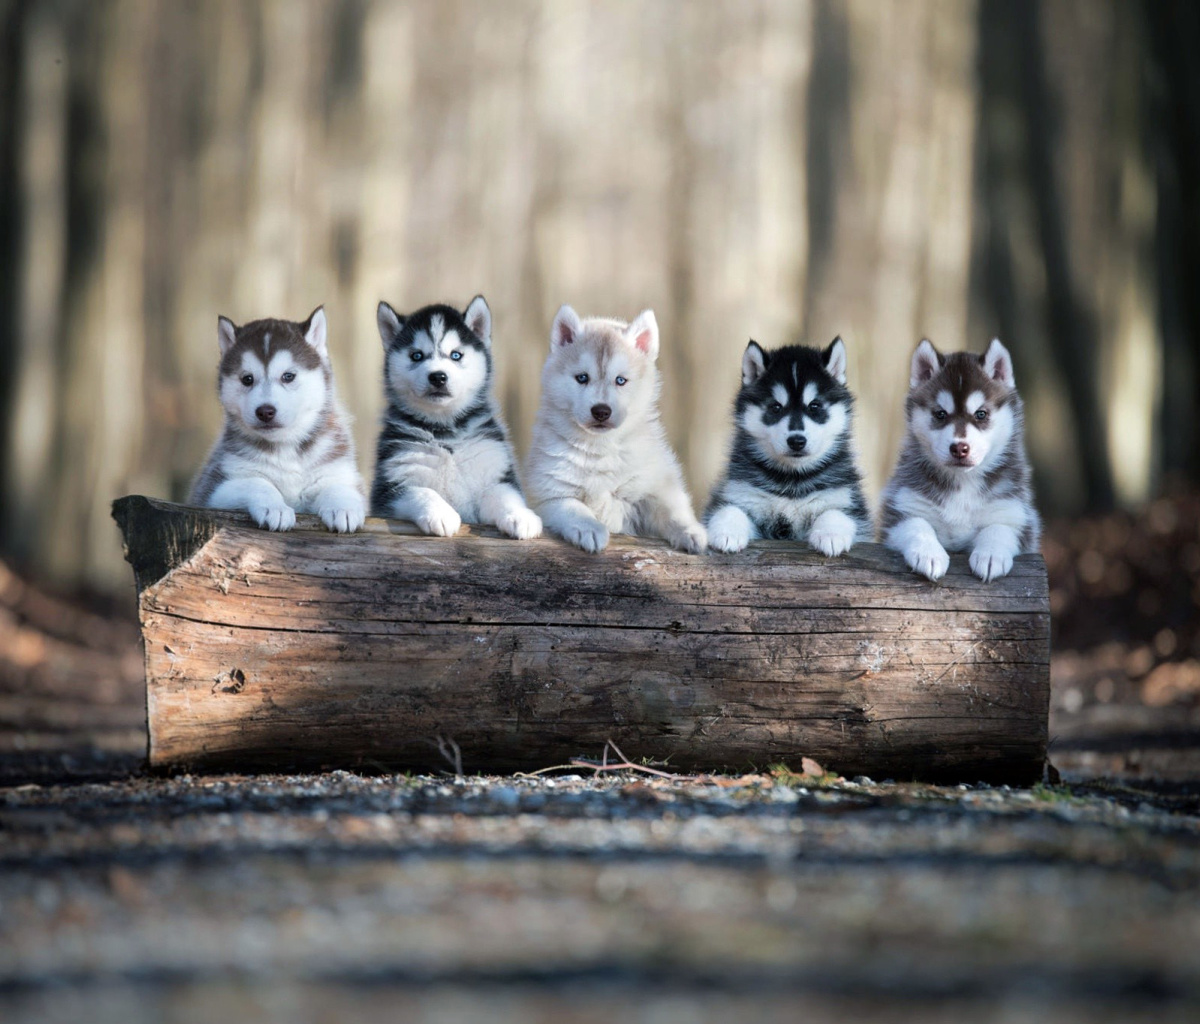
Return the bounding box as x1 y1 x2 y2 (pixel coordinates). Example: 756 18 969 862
1 0 1198 594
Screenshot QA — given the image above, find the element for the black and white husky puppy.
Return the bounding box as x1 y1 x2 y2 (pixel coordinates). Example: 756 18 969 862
880 338 1041 582
706 337 870 555
190 307 366 532
371 296 541 539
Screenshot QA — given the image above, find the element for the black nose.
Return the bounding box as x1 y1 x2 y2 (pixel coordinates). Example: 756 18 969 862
786 433 806 452
255 404 276 423
428 371 448 388
591 404 612 423
950 441 970 459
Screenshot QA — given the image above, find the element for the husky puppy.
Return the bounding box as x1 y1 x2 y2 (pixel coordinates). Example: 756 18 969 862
190 307 366 532
706 337 870 555
880 338 1041 582
526 305 706 554
370 296 541 540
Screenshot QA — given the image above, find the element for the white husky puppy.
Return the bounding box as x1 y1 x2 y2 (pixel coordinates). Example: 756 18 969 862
880 338 1041 582
526 305 706 554
371 296 541 539
190 307 366 532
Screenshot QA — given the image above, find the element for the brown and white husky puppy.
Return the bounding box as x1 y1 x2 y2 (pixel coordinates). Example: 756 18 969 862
190 307 366 532
880 338 1040 581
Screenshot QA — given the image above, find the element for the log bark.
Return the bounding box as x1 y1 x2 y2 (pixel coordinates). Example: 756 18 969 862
112 495 1051 783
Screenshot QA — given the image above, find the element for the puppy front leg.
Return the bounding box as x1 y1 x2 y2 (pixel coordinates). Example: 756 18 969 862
479 483 542 540
207 477 296 531
706 504 756 553
390 487 463 537
887 516 949 581
642 492 707 554
538 497 609 553
808 508 858 557
969 523 1020 582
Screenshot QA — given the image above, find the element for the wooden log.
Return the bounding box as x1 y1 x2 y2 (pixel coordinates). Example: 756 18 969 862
111 495 1051 783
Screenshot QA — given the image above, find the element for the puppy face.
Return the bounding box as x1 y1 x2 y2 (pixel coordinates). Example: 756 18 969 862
737 337 852 472
541 306 660 435
217 308 329 443
378 296 492 424
906 338 1018 471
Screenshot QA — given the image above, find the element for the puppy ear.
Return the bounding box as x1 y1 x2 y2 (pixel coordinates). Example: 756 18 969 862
302 306 328 358
377 301 404 350
551 304 582 349
464 295 492 347
910 339 941 389
742 340 767 386
982 337 1015 388
625 309 659 360
217 316 237 356
823 336 847 385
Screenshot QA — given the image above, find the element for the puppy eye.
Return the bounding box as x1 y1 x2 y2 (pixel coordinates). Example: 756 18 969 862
808 401 821 414
933 409 947 422
410 351 425 363
575 373 589 385
281 371 295 384
450 351 463 362
615 376 627 386
768 401 783 414
240 374 254 387
974 408 989 421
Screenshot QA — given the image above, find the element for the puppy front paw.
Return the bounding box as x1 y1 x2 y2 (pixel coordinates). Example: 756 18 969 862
564 520 609 553
498 506 543 540
809 523 855 558
970 544 1014 582
706 507 751 553
904 537 949 581
417 499 462 537
250 502 296 532
318 500 366 534
670 523 708 554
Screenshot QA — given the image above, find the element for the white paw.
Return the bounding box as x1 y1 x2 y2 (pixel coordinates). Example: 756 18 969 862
970 544 1014 582
904 537 950 581
498 506 543 540
706 507 751 553
670 523 708 554
417 499 462 537
319 503 365 534
250 502 296 532
708 527 749 553
809 524 855 558
564 521 609 553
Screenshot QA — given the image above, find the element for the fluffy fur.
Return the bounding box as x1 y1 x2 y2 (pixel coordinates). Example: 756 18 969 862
190 307 365 532
370 296 541 539
706 337 870 555
525 305 706 553
880 338 1041 582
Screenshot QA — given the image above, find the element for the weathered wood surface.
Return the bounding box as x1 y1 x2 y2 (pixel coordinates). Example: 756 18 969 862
112 495 1051 783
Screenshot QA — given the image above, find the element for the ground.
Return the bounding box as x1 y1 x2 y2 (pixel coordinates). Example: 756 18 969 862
1 495 1198 1022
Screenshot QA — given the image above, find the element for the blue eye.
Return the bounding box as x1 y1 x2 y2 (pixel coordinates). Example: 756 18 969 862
450 351 462 361
410 351 424 363
615 376 627 386
575 373 589 385
281 371 295 384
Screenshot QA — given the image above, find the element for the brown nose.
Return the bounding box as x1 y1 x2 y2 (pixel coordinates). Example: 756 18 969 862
591 404 611 423
255 404 276 423
950 441 970 459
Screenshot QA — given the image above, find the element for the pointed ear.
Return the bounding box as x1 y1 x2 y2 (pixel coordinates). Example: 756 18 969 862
551 304 583 349
982 337 1015 388
823 336 847 385
463 295 492 347
302 306 328 357
377 301 404 350
742 340 767 386
218 316 237 356
910 339 941 389
625 309 659 360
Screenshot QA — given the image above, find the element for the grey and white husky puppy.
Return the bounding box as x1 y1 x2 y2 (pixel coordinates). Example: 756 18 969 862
525 305 706 554
707 337 870 555
190 307 366 532
370 296 541 539
880 338 1041 582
